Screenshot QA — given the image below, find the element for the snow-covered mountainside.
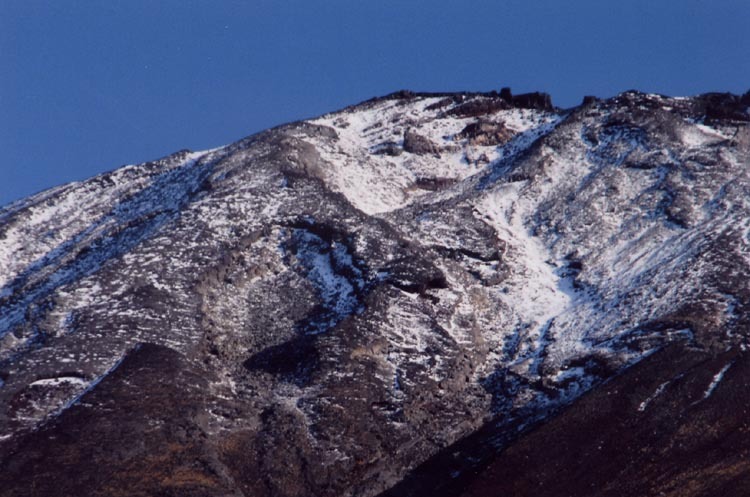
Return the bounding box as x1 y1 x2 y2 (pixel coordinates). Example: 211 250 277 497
1 88 749 497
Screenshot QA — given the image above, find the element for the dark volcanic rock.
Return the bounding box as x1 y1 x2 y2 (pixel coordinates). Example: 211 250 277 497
403 129 441 156
492 87 554 110
456 120 514 146
582 95 599 105
425 97 455 111
695 92 750 122
445 96 510 118
412 177 458 191
373 141 403 156
511 91 554 111
499 87 513 103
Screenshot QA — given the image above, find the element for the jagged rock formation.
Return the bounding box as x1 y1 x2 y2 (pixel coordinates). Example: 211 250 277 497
0 88 749 496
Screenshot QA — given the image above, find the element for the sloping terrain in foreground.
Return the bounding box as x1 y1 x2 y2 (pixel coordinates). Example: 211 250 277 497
0 88 749 496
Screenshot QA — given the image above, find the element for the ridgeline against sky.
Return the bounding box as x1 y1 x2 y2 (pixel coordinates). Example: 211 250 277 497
1 0 749 206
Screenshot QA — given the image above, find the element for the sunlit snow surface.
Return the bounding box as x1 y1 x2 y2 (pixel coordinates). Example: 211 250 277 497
311 97 559 214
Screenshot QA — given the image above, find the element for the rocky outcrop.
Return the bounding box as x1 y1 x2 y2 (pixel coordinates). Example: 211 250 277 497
581 95 599 106
373 141 403 156
445 96 509 118
511 91 553 111
403 129 441 156
499 87 554 111
695 92 750 122
456 120 514 146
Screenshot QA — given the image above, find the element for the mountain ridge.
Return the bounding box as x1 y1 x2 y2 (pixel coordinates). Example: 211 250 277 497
1 87 749 496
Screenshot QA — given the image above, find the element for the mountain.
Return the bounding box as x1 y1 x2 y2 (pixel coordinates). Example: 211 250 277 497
1 88 749 497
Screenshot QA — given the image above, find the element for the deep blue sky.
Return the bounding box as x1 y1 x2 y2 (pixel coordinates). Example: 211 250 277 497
1 1 748 207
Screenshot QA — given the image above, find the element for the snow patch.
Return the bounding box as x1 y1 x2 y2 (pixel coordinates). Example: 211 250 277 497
29 376 88 388
638 381 670 412
474 185 572 329
703 362 733 400
289 229 363 333
310 97 558 215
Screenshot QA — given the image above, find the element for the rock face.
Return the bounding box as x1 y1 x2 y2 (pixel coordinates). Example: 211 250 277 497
0 89 749 496
456 120 514 146
403 129 442 156
500 87 555 111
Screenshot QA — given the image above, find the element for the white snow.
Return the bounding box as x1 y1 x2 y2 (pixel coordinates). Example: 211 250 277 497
680 122 731 148
298 237 356 309
703 362 733 400
474 186 572 325
311 97 558 215
288 228 363 333
29 376 88 388
638 381 670 412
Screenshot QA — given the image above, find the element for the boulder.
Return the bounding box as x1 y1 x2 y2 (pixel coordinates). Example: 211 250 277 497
582 95 599 106
512 92 554 111
445 97 510 118
425 97 455 111
403 129 441 156
697 92 750 122
500 87 513 103
456 120 514 146
373 141 403 156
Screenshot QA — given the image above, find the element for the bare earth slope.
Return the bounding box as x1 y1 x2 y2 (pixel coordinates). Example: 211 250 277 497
0 88 749 496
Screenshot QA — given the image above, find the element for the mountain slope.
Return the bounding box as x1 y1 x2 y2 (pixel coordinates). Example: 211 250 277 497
0 88 749 496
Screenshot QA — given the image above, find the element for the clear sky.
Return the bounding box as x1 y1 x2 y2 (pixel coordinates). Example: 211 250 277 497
1 0 748 207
